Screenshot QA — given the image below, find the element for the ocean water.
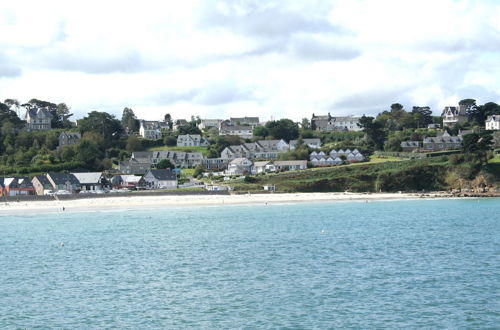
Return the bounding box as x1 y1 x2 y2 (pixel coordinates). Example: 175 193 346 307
0 199 499 329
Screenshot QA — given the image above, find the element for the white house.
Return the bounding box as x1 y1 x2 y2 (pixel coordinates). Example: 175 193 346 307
141 169 178 189
71 172 108 191
486 115 500 130
273 160 307 171
25 108 51 132
252 161 272 174
226 158 253 175
219 125 253 139
177 134 209 147
139 120 162 139
442 105 468 127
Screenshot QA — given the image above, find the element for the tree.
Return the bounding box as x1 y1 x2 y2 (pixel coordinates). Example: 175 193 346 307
164 113 173 129
121 107 139 134
55 103 74 128
125 135 144 152
475 102 500 125
462 132 493 165
75 139 103 167
459 98 478 122
178 122 201 135
4 99 20 117
0 101 24 128
253 125 269 138
264 119 299 141
78 111 123 140
412 106 433 128
358 115 386 150
301 118 311 130
156 159 175 169
384 135 402 152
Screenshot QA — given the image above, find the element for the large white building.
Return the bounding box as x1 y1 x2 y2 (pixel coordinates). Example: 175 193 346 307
486 115 500 130
25 108 51 132
139 120 162 139
442 105 468 128
311 114 362 132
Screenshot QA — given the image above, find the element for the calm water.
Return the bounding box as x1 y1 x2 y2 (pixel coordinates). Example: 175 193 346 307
0 199 499 328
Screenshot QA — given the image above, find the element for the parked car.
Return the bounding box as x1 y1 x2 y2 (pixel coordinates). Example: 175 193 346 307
55 190 71 195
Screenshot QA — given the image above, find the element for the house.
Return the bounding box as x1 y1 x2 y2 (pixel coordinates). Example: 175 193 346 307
273 160 308 171
422 131 463 151
226 158 253 175
177 134 209 147
139 120 162 139
219 124 253 139
401 141 421 152
173 119 188 130
289 138 322 149
220 139 289 160
141 169 177 189
198 119 223 130
252 161 272 174
311 113 362 132
72 172 109 191
58 131 81 149
202 158 230 170
24 108 52 132
442 105 468 128
486 115 500 130
110 175 142 189
1 177 36 196
229 117 260 127
31 175 54 195
118 157 152 174
46 173 81 193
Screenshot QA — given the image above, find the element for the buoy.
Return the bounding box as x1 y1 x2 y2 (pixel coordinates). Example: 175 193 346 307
60 242 64 247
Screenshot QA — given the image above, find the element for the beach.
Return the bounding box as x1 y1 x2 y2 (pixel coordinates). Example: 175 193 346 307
0 192 454 215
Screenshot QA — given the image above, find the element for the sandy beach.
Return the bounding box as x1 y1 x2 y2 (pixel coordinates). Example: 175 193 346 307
0 192 456 216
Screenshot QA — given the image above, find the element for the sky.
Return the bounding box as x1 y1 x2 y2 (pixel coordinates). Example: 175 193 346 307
1 0 500 122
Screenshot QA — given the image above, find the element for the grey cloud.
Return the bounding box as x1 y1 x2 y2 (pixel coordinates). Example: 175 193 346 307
333 88 415 116
0 52 22 78
198 1 341 38
41 49 153 74
288 35 361 61
154 89 201 105
194 82 256 105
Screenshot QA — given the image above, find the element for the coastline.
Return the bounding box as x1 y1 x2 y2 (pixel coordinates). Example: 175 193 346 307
0 191 470 216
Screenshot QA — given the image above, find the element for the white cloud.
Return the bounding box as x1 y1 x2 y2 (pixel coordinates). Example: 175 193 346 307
0 0 500 121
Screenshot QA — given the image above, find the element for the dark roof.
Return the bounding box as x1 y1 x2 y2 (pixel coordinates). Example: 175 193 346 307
33 175 51 186
47 173 80 185
148 169 177 181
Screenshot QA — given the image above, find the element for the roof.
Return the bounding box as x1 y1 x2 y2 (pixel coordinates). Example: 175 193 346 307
253 161 271 167
71 172 103 184
47 173 80 185
147 169 177 181
33 175 51 186
486 115 500 122
273 160 308 166
229 158 252 165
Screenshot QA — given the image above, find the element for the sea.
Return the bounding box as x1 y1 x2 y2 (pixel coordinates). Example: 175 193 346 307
0 198 499 329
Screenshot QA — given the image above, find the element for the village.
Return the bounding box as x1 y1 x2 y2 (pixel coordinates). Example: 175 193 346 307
0 101 499 197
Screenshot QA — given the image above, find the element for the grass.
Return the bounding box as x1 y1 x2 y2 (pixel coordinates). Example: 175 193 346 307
489 156 500 164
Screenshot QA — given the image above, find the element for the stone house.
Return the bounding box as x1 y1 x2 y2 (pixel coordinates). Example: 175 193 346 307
25 108 51 132
31 175 54 195
46 173 81 193
58 131 81 149
400 141 421 152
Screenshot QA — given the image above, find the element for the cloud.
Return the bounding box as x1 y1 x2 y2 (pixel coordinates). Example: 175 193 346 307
0 52 21 78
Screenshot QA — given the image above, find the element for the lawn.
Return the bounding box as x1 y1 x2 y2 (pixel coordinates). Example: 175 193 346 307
489 156 500 164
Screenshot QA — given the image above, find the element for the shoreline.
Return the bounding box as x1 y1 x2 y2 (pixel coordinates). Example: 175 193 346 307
0 192 484 216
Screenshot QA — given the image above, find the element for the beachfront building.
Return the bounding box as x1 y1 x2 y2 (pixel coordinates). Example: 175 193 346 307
141 169 177 189
273 160 308 171
177 134 209 147
25 108 52 132
71 172 109 192
0 177 36 196
139 120 162 139
486 115 500 130
31 175 54 195
442 105 468 128
310 149 365 167
311 113 362 132
202 158 230 171
226 158 253 175
58 131 81 149
252 161 272 174
229 117 260 127
46 173 81 193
